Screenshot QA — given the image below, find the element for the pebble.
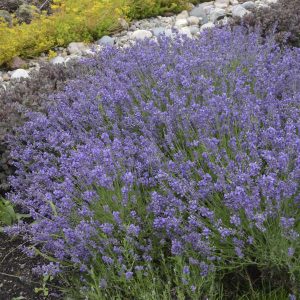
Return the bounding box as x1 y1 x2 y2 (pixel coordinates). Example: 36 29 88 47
210 8 226 22
190 4 209 23
242 1 256 9
263 0 278 3
187 16 200 25
10 69 29 80
200 22 215 32
176 10 189 20
2 74 10 81
175 19 189 28
189 25 200 35
254 1 270 8
65 55 80 64
67 42 88 55
214 0 230 9
204 5 215 15
232 5 250 18
179 27 192 38
98 35 115 46
152 27 166 36
50 56 65 65
131 30 153 40
164 29 174 37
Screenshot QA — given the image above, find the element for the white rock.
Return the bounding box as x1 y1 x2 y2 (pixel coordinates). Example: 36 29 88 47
230 0 239 4
255 1 269 8
98 35 115 46
242 1 256 9
190 3 210 23
176 10 189 20
84 49 97 56
210 8 226 22
263 0 278 4
2 73 10 81
67 42 88 55
179 27 192 38
131 30 153 40
189 25 200 35
11 69 29 79
152 27 174 37
200 22 215 32
50 56 65 65
214 0 230 9
164 29 174 37
204 5 215 15
175 19 189 28
152 27 166 37
65 55 80 64
187 16 200 25
232 5 250 18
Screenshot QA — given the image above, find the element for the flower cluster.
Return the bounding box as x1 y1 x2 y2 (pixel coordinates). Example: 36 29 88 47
8 26 300 295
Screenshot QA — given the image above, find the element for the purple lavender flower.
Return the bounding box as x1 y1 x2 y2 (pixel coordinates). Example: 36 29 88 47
183 265 190 275
190 285 196 292
99 278 107 289
125 271 134 280
288 247 295 257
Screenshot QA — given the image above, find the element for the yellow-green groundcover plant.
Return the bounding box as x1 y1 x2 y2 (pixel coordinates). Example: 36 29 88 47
0 0 194 66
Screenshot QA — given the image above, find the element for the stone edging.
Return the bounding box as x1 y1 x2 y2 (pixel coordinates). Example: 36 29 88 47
0 0 276 87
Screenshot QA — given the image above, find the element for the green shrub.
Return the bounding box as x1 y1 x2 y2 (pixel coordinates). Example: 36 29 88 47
127 0 190 19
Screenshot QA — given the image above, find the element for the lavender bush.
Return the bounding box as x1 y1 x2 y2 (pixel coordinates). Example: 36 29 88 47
7 27 300 298
0 60 90 196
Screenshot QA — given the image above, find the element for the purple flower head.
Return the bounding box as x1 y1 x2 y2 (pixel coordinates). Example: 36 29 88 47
288 247 295 257
102 256 114 265
171 240 183 255
281 217 295 229
125 271 134 280
100 223 114 235
183 265 190 275
99 278 107 289
127 224 141 237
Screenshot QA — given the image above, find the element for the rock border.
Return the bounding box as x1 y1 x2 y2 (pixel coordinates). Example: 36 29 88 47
0 0 277 86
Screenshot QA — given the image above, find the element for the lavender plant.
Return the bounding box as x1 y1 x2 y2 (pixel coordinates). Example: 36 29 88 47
7 27 300 298
0 60 90 196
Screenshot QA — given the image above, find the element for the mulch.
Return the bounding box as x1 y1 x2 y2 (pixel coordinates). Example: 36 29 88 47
0 233 61 299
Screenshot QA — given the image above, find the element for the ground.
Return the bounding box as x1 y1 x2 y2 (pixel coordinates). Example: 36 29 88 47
0 233 60 300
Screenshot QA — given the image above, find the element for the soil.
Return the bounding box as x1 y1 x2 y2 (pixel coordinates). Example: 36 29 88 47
0 233 61 299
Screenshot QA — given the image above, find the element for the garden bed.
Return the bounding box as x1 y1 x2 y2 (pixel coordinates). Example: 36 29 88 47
1 0 300 298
